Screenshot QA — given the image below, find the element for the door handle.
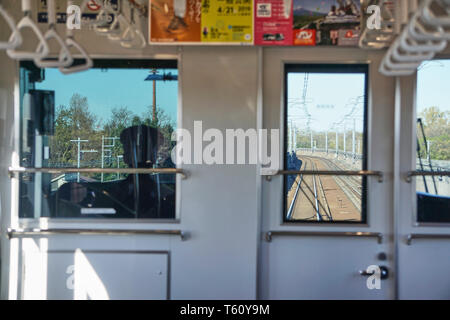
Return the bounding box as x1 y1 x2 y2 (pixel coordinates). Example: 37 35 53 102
359 266 389 280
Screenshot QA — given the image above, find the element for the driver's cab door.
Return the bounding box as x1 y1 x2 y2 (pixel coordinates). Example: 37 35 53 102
4 59 182 299
259 49 396 299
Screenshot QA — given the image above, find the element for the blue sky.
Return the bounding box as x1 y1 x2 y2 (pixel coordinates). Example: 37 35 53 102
34 59 448 133
417 60 450 113
288 60 450 134
288 72 365 133
36 68 178 127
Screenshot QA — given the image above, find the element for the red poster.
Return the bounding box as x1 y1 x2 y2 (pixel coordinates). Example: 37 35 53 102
254 0 293 46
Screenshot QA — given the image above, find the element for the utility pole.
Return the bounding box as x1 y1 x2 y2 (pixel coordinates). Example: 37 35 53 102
325 130 328 154
335 130 339 158
145 69 177 124
70 137 88 182
352 118 356 162
310 130 313 153
343 124 346 157
289 120 294 152
152 68 157 123
101 136 120 182
117 155 123 180
70 138 97 182
293 126 297 152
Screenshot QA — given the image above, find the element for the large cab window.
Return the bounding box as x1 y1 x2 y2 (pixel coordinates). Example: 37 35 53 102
416 60 450 223
284 64 368 223
19 60 179 219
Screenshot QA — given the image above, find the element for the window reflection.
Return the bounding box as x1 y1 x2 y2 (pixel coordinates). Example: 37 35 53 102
19 61 178 219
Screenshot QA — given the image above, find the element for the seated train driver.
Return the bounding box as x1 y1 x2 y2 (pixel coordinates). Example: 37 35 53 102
54 125 176 219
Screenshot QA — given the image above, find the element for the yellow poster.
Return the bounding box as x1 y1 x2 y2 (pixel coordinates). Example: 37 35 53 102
201 0 253 43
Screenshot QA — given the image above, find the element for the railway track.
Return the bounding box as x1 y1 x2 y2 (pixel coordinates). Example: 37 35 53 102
286 162 306 220
287 154 362 221
300 155 362 211
287 157 333 221
312 160 333 221
317 157 362 211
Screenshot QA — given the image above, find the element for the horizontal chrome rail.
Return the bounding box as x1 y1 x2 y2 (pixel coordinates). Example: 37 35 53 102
406 233 450 245
264 231 383 244
8 166 188 179
264 170 383 183
7 228 187 240
405 171 450 183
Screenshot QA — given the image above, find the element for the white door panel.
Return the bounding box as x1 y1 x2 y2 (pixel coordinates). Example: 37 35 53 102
399 241 450 299
261 237 390 299
259 49 395 299
22 249 169 300
396 75 450 300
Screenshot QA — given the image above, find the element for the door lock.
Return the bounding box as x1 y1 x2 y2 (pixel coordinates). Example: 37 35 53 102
359 265 389 280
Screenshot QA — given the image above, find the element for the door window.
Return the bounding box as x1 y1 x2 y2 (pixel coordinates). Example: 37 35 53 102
416 60 450 223
284 64 368 223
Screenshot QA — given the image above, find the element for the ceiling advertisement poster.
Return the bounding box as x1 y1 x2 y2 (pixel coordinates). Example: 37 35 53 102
37 0 118 24
150 0 253 44
148 0 362 46
254 0 293 46
200 0 253 43
292 0 361 46
150 0 202 43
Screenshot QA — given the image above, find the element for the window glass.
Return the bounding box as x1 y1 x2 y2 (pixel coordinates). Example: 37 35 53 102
416 60 450 223
19 60 178 219
284 64 368 223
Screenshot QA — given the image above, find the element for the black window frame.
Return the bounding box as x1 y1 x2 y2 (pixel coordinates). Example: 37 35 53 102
18 59 179 219
283 63 369 224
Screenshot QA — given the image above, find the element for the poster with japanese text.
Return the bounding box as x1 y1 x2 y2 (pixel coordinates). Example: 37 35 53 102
293 0 361 46
254 0 293 46
37 0 118 24
201 0 253 43
150 0 202 43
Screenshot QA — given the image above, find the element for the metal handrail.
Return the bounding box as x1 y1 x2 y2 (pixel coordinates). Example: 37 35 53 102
8 166 188 179
405 170 450 182
406 233 450 245
7 228 187 240
264 170 384 183
264 231 383 244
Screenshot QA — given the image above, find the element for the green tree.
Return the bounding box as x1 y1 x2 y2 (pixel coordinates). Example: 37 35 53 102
50 94 100 166
418 107 450 161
